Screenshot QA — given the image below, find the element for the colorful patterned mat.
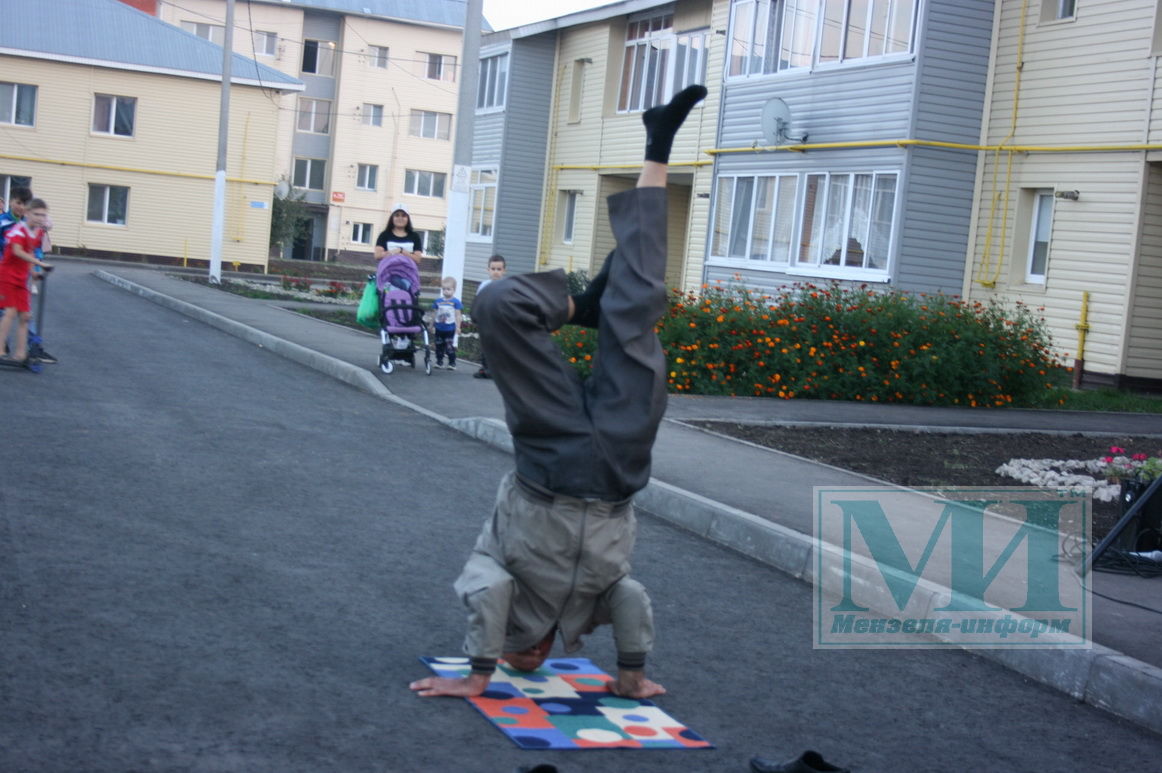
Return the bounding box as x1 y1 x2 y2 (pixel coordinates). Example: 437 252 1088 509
421 656 713 750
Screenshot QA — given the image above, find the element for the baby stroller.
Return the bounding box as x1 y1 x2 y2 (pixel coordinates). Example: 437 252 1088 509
375 254 432 375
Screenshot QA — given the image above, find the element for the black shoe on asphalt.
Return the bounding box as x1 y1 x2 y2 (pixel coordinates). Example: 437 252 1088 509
473 369 491 379
750 750 850 773
31 349 58 364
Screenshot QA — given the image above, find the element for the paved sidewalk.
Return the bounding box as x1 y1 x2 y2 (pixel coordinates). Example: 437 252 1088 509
88 260 1162 736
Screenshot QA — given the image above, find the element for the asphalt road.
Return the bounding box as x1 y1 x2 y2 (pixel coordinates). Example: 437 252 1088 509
2 264 1161 772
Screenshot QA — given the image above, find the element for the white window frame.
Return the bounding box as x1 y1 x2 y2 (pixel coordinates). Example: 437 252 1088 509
727 0 918 79
562 191 578 244
788 170 897 280
569 59 587 123
404 169 447 198
296 97 331 134
409 109 452 140
0 175 32 202
369 45 389 68
86 184 129 225
254 30 277 57
1025 190 1053 284
302 39 336 76
423 52 457 82
0 82 37 127
181 20 224 45
1042 0 1076 21
413 230 432 254
352 222 374 244
293 157 327 190
469 168 498 240
477 52 510 111
92 94 136 137
362 103 384 127
356 163 378 191
617 9 710 113
710 174 799 264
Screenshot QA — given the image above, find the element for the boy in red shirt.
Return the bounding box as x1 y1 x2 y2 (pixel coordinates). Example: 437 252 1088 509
0 198 52 364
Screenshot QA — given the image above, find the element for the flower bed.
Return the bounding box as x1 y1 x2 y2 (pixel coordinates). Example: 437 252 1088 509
553 281 1065 407
996 446 1162 504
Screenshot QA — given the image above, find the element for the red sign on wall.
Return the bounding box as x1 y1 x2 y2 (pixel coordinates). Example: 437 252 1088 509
331 191 346 203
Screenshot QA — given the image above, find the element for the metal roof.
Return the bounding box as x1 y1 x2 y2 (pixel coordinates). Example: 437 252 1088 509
500 0 668 38
251 0 491 31
0 0 302 89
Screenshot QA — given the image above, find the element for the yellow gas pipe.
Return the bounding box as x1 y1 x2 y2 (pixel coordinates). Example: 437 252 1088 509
1074 291 1090 389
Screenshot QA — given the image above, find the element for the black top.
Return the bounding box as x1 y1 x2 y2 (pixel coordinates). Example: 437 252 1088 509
376 229 423 255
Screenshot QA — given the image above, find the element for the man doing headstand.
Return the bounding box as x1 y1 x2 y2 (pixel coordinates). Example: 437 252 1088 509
410 85 708 700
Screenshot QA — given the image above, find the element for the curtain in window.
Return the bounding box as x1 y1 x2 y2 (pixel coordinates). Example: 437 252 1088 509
114 98 135 137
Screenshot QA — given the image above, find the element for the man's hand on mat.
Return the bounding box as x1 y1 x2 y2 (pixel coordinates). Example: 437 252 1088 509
409 673 490 697
609 671 667 699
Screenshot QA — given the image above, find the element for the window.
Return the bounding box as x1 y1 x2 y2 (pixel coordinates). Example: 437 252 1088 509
617 12 709 112
352 222 374 244
356 164 378 191
87 184 129 225
302 39 336 76
728 0 916 77
0 82 36 127
93 94 137 137
795 172 896 272
569 59 587 123
711 175 798 262
1 175 32 202
404 169 446 198
1042 0 1076 21
469 168 498 238
409 110 452 139
1026 191 1053 283
477 53 509 110
254 30 277 57
362 103 384 127
181 20 224 45
293 158 326 190
413 229 433 254
296 98 331 134
562 191 578 244
423 52 456 82
369 45 389 68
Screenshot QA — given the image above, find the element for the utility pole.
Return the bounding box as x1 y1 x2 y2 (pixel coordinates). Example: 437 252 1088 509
442 0 483 290
209 0 235 283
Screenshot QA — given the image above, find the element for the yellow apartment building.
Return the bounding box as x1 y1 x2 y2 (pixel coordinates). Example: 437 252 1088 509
965 0 1162 389
155 0 470 262
540 0 724 292
466 0 723 293
0 0 301 270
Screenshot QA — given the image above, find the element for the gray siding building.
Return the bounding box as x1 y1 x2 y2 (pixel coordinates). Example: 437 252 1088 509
464 32 556 294
706 0 995 295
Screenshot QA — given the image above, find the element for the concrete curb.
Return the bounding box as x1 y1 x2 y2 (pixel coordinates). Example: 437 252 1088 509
675 418 1162 438
98 269 1162 737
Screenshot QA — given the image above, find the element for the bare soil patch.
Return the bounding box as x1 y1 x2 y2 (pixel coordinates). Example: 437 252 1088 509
687 423 1162 539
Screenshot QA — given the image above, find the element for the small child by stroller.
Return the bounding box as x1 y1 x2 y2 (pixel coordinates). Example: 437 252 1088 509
375 253 431 375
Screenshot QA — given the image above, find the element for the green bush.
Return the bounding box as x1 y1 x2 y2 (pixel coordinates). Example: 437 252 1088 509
553 281 1066 407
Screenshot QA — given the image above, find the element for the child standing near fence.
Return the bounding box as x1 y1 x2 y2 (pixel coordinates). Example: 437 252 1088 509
431 276 462 369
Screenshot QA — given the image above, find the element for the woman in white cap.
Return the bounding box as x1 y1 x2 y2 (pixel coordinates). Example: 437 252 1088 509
374 203 424 264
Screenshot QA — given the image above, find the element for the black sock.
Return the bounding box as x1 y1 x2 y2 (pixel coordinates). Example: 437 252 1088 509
643 84 708 164
569 251 613 328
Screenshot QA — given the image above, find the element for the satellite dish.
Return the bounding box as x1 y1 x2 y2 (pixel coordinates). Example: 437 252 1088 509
760 98 804 146
274 180 291 199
